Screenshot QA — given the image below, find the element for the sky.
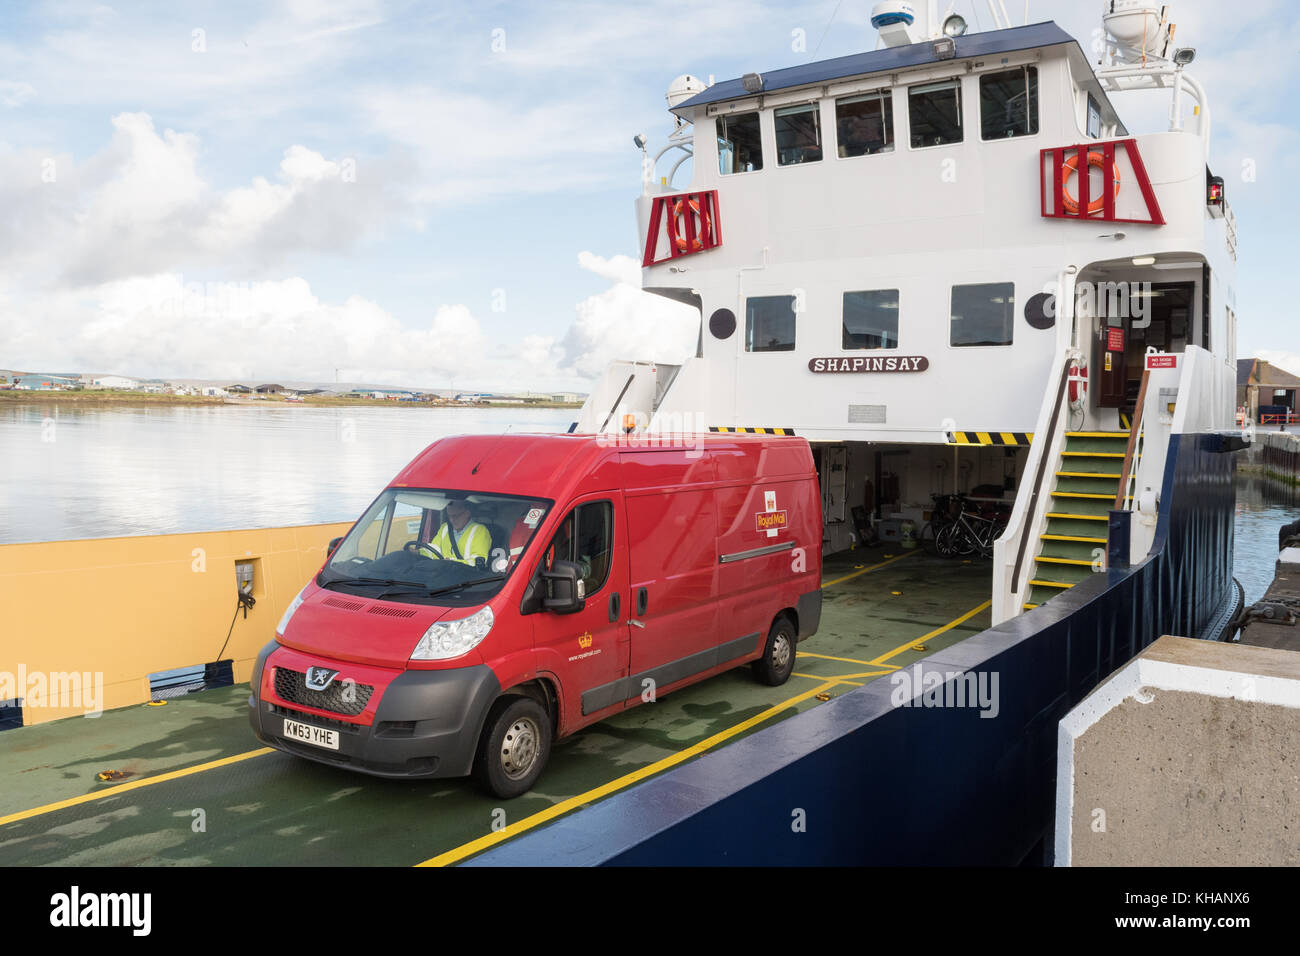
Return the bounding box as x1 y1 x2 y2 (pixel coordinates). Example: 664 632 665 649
1 0 1296 391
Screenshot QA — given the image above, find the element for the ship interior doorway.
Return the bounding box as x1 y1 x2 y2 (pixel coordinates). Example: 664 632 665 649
813 440 1028 556
1096 281 1195 412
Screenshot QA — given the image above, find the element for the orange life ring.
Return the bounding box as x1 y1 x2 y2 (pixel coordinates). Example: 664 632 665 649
1061 151 1121 216
672 197 704 253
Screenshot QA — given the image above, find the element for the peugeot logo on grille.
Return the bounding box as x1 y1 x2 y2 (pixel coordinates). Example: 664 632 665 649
304 666 339 691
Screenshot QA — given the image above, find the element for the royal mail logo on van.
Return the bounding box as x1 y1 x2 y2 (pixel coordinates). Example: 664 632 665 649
578 631 593 649
808 356 928 373
305 666 339 691
756 510 788 533
569 632 601 663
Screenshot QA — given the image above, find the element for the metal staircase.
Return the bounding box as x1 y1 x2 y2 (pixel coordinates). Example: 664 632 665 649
1025 431 1129 610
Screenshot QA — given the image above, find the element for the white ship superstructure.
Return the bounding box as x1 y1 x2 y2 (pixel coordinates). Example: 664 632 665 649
577 1 1238 625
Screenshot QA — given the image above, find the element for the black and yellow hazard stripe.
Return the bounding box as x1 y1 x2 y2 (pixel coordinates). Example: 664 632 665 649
945 431 1033 447
1118 411 1132 430
709 426 797 435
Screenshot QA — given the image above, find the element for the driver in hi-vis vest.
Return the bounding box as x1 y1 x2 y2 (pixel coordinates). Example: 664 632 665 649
419 499 490 567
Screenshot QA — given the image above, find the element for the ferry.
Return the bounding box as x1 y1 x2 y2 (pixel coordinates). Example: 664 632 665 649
0 1 1247 870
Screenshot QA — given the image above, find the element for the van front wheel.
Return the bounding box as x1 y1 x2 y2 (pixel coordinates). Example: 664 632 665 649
472 696 552 799
753 616 797 686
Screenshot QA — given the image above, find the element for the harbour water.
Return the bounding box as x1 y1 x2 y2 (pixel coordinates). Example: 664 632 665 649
0 403 572 543
2 403 1296 610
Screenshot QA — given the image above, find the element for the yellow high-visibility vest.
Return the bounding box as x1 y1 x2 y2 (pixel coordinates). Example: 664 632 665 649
430 521 490 566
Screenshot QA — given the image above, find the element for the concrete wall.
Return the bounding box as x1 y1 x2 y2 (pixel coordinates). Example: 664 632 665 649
1240 430 1300 484
0 522 349 724
1058 635 1300 866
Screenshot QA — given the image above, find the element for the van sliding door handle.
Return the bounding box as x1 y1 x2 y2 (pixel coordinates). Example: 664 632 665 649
608 592 620 623
636 587 648 616
628 619 646 629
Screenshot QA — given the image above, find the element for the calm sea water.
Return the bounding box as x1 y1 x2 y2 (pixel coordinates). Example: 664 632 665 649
2 404 1297 604
0 403 573 543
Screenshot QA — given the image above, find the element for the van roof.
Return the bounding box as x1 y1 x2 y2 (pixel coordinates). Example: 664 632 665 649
389 432 806 499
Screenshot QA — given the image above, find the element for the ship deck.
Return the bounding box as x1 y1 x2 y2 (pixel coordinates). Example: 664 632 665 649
0 547 992 866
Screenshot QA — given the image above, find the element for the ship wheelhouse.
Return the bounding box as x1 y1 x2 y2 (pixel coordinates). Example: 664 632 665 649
578 13 1237 624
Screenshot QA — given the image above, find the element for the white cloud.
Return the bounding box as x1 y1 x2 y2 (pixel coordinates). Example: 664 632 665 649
559 252 698 378
0 80 35 108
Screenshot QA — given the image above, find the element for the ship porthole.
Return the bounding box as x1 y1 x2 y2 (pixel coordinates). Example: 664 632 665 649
709 308 737 339
1024 292 1056 330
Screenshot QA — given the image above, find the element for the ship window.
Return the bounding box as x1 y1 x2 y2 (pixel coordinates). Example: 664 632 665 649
950 283 1014 347
1087 93 1102 138
717 112 763 174
775 103 823 165
836 91 894 157
909 79 962 148
842 290 899 349
980 66 1038 139
745 295 796 352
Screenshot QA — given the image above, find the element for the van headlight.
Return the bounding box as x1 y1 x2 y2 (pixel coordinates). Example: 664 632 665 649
277 587 308 636
411 607 494 661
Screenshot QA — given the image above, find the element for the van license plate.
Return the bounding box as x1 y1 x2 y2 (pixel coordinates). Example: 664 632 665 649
283 718 339 751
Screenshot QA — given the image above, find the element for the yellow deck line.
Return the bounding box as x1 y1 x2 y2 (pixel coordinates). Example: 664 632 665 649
0 747 273 828
798 650 899 669
820 550 913 588
867 600 992 666
418 680 840 867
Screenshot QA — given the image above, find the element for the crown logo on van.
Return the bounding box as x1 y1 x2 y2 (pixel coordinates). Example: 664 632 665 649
578 632 593 649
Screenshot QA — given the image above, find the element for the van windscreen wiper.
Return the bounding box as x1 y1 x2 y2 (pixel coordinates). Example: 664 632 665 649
422 575 506 598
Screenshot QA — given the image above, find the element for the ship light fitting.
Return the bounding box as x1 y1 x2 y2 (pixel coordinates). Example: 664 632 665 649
1173 48 1196 66
1131 256 1156 266
942 14 968 37
932 37 956 59
742 72 764 93
633 134 647 150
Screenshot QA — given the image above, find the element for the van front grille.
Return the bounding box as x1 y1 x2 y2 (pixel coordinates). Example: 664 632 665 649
273 668 374 717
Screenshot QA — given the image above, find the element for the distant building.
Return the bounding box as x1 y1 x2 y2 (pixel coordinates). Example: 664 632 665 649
90 375 138 390
14 373 78 390
551 392 582 403
201 386 228 397
226 384 252 394
1237 358 1300 423
254 384 284 394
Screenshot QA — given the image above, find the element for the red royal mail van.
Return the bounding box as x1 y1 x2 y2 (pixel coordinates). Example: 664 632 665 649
248 432 822 797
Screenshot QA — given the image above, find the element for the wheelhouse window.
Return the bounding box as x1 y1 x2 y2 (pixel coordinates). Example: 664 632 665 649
836 91 894 157
717 112 763 174
775 103 823 165
909 79 962 148
1087 93 1102 138
980 66 1038 139
746 295 796 352
950 283 1014 347
842 290 899 349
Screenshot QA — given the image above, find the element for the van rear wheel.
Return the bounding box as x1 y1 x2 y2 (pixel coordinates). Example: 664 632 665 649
472 696 552 799
753 616 797 686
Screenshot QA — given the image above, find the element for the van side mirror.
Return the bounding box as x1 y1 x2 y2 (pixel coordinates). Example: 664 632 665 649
541 560 586 615
327 537 343 555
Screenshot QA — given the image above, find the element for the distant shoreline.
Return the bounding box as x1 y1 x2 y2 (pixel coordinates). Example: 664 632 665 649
0 390 582 410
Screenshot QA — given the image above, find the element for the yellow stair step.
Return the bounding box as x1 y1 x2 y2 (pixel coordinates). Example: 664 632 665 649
1055 471 1122 479
1065 431 1129 437
1041 533 1107 544
1036 555 1096 567
1046 512 1108 521
1023 603 1040 611
1061 451 1125 458
1051 491 1115 499
1029 579 1073 589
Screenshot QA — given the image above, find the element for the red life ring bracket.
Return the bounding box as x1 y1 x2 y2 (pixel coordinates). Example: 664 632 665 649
1061 150 1121 216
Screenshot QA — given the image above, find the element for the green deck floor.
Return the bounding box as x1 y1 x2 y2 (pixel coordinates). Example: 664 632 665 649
0 547 991 866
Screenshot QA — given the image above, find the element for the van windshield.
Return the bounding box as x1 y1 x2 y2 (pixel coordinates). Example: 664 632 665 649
319 488 552 605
